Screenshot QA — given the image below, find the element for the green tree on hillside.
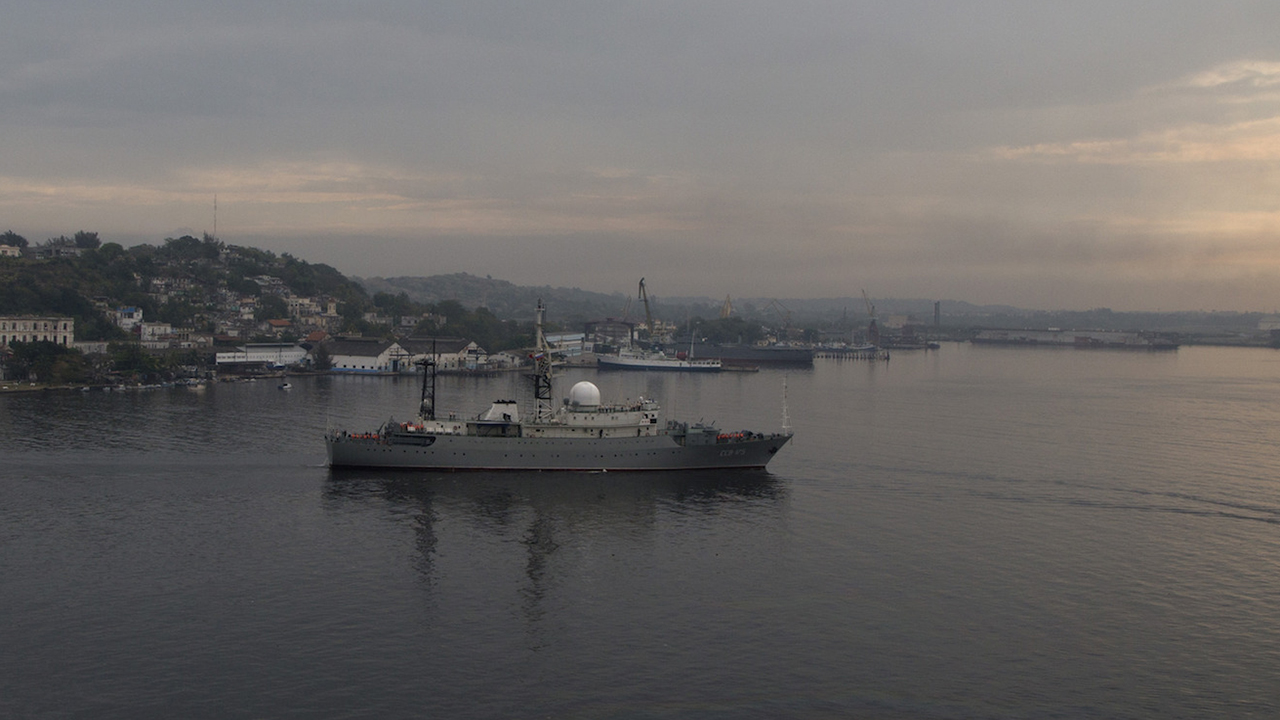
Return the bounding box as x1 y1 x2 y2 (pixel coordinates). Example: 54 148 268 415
109 342 161 379
694 316 764 345
1 230 27 248
255 294 290 321
93 242 128 262
157 234 222 261
433 304 532 352
311 343 332 371
6 341 92 384
374 291 419 319
226 272 261 297
158 298 200 326
432 300 466 325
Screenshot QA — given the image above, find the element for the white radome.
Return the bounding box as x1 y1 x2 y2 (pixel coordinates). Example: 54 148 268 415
568 381 601 408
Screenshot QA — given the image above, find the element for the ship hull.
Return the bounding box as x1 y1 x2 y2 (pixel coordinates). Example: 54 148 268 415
326 431 790 471
597 355 721 372
691 343 814 366
971 330 1178 350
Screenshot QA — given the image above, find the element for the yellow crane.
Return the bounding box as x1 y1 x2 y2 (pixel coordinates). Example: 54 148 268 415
862 289 880 346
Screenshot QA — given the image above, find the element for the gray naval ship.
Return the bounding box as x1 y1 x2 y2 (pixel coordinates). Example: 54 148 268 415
326 301 792 471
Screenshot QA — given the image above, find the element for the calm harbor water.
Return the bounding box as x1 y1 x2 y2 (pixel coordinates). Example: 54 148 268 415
3 343 1280 718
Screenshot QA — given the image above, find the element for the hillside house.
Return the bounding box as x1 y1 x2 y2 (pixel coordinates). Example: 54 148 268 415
0 316 74 347
327 338 409 374
32 244 83 259
261 318 294 337
544 332 587 358
215 343 308 370
584 318 636 351
399 337 489 371
109 306 143 331
138 322 173 341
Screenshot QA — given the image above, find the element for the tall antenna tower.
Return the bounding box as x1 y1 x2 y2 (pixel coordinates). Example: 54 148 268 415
781 374 792 435
531 300 554 423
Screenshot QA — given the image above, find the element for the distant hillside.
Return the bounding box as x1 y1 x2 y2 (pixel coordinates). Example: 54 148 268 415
358 274 1025 328
356 273 1271 335
1 234 371 340
357 274 629 326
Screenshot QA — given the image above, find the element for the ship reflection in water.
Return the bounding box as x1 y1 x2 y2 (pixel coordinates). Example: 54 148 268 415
324 468 786 631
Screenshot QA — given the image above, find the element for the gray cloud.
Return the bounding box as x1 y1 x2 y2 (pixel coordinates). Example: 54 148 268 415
4 2 1280 310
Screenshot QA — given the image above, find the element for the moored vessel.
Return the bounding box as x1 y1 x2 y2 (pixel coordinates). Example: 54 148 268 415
326 301 791 471
691 342 814 367
597 349 722 372
971 329 1178 350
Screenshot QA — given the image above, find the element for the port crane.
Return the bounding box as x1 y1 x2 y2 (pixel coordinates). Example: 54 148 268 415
862 289 880 346
638 277 655 345
719 295 734 319
764 298 793 340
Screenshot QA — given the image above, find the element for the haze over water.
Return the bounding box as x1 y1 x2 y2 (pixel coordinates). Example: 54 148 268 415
3 344 1279 718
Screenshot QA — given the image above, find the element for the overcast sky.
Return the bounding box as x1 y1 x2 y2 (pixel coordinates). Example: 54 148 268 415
4 2 1280 311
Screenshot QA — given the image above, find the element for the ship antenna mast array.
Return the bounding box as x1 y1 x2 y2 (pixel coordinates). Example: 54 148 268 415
531 299 555 423
782 374 792 435
418 337 437 420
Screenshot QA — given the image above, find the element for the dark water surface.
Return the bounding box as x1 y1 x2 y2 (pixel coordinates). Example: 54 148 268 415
3 344 1279 718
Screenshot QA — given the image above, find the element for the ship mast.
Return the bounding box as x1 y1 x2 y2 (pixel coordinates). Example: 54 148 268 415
531 299 554 423
418 337 436 420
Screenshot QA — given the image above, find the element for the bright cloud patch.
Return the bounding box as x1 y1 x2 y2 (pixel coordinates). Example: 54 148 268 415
1183 60 1280 90
994 116 1280 164
993 59 1280 164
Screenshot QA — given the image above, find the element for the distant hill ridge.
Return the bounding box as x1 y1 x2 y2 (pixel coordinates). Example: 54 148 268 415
356 273 1271 333
358 273 1020 325
356 274 628 324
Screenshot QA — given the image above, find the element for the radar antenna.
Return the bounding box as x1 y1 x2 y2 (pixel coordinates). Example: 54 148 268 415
531 299 554 423
418 337 436 420
782 374 792 435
